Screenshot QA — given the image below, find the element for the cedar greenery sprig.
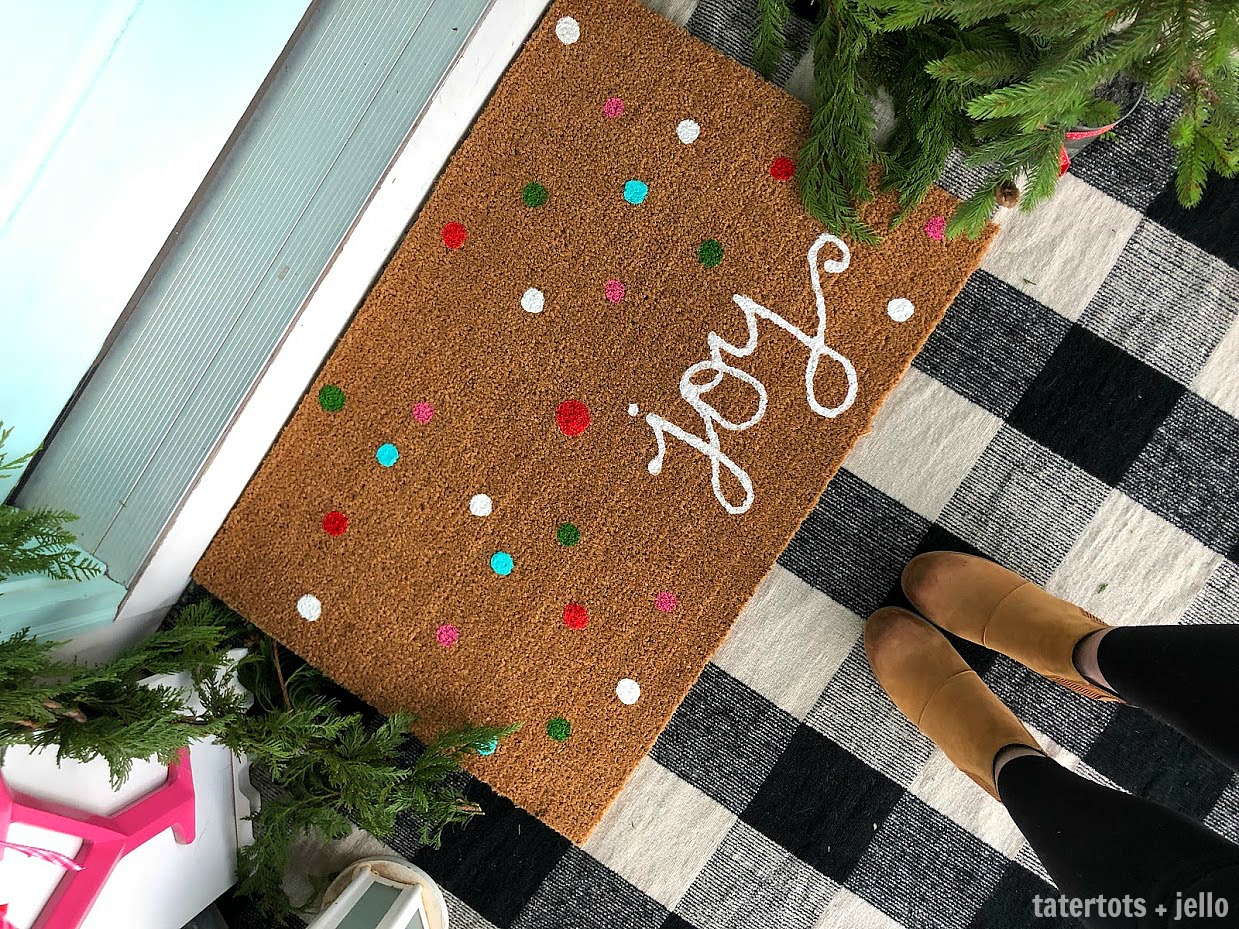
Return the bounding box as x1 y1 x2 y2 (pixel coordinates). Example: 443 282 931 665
0 597 517 925
755 0 1239 239
0 423 101 586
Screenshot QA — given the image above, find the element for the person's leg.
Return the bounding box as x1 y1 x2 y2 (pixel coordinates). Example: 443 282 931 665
1074 625 1239 771
997 749 1239 928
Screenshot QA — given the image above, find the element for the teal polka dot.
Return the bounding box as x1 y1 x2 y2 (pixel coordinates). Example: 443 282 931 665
490 551 514 576
376 443 399 467
623 180 648 205
477 737 498 756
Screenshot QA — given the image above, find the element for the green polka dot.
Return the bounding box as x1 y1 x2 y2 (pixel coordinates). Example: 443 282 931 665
698 239 723 268
547 717 571 742
318 384 345 412
556 522 581 546
522 182 549 208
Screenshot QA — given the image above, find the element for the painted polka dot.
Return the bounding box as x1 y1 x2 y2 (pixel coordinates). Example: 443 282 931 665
490 551 514 576
698 239 723 268
376 443 399 467
604 279 625 304
521 181 549 207
654 590 678 612
322 511 348 536
924 215 947 241
556 522 581 546
296 594 322 622
616 678 641 705
603 96 624 118
441 221 467 249
436 624 460 648
318 384 345 412
563 603 589 629
476 737 498 756
469 493 493 517
887 298 915 323
521 287 545 314
546 717 572 741
556 399 590 436
554 16 580 44
769 156 795 181
412 401 434 424
676 119 700 144
623 179 648 205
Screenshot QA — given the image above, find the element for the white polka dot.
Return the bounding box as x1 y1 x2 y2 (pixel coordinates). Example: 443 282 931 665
521 287 544 314
554 16 580 45
296 594 321 622
616 678 641 705
886 297 915 322
627 403 639 417
469 493 493 517
675 119 700 144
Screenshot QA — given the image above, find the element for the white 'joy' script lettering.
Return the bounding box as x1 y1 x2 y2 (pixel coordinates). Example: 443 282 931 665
631 234 859 515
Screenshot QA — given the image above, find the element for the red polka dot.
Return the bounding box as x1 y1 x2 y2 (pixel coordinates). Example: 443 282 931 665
436 624 460 648
557 399 590 437
563 603 589 629
441 221 467 249
322 511 348 536
655 590 678 612
603 96 624 118
769 157 795 181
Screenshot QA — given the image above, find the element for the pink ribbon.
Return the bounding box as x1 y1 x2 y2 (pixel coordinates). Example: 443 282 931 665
0 838 83 871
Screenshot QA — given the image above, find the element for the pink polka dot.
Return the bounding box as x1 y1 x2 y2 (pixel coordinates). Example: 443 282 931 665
604 280 626 304
603 96 624 118
924 215 947 241
436 624 460 648
654 591 677 613
413 401 434 424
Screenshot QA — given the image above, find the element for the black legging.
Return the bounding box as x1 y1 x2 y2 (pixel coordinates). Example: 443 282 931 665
997 625 1239 928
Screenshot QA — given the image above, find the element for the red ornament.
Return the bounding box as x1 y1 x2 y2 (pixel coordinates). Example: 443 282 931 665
769 156 795 181
322 511 348 536
441 221 467 249
556 399 591 437
1058 145 1072 177
563 603 589 629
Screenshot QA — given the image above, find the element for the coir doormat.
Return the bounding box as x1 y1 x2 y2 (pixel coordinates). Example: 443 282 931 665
196 0 994 841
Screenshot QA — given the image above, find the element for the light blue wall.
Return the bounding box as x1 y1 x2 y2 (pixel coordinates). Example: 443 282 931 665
0 0 308 483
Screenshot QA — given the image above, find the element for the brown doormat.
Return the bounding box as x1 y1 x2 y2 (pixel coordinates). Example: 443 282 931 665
195 0 994 842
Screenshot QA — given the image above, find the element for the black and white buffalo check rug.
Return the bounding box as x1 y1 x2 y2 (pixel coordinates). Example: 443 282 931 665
229 2 1239 927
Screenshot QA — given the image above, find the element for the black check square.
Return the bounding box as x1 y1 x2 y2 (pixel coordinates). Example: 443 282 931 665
1148 174 1239 269
1009 325 1185 486
512 847 668 929
1084 705 1234 821
848 794 1009 928
413 779 571 928
742 724 905 882
914 271 1071 419
780 469 929 617
651 663 799 814
1121 391 1239 555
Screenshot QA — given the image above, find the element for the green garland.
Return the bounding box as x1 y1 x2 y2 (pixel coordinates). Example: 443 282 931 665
0 599 516 924
754 0 1239 239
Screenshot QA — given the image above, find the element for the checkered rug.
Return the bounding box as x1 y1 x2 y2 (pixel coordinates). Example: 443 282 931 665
229 2 1239 927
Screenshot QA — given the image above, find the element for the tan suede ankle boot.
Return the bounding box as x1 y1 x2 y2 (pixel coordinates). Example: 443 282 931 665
864 608 1043 800
901 552 1121 702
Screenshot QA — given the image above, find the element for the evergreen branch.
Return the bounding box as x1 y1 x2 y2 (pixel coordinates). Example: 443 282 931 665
754 0 791 77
